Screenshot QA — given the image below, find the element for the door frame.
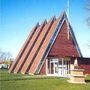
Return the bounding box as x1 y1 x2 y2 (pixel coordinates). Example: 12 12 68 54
46 58 70 77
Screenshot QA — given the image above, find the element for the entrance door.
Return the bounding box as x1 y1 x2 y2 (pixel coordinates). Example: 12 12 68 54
49 59 58 76
58 58 70 77
54 62 58 75
51 62 54 74
47 58 70 77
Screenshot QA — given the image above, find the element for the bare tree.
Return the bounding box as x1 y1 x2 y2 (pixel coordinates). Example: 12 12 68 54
0 50 14 69
85 0 90 50
0 50 13 62
86 0 90 26
0 50 5 61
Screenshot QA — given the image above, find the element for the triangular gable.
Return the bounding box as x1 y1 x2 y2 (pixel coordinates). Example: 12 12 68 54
36 12 82 74
48 20 81 57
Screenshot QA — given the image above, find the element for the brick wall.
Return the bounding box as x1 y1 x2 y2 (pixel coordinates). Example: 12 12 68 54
48 21 79 57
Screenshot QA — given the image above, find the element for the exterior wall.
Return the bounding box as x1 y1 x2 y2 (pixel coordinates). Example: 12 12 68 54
48 21 79 57
45 57 71 77
40 60 46 74
78 58 90 74
71 57 90 74
40 57 90 75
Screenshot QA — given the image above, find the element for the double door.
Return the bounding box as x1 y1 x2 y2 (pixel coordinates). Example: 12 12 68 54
58 59 70 77
48 58 70 77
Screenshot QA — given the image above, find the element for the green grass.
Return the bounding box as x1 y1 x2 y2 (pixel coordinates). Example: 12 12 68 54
0 69 90 90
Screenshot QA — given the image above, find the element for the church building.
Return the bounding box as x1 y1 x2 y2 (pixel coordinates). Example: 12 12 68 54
9 12 90 77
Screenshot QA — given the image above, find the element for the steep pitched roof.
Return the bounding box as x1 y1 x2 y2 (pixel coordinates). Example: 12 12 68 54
9 12 82 74
9 23 39 73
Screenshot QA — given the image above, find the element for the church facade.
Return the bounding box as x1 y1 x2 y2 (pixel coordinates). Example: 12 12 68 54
9 12 90 77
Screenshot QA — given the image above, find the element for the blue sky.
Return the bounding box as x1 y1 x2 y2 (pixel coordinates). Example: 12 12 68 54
0 0 90 58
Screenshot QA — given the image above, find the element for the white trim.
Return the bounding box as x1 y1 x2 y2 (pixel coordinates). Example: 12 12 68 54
47 58 59 76
50 59 51 74
46 59 48 75
47 58 70 77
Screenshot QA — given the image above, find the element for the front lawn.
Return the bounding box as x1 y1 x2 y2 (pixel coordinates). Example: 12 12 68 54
0 69 90 90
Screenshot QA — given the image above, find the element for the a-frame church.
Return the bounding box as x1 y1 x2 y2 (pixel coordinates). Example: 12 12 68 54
9 12 90 77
